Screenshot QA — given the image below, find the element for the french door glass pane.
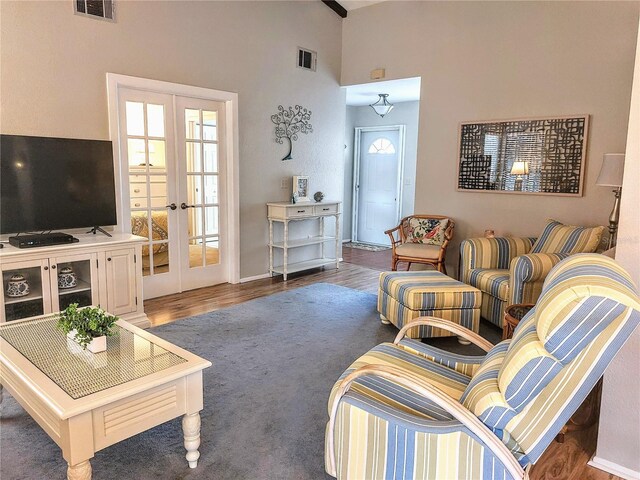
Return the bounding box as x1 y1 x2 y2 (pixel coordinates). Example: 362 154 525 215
187 175 202 205
186 142 201 172
125 102 144 136
148 140 166 170
185 109 200 140
205 238 220 265
203 143 218 173
147 104 165 137
127 139 146 168
188 207 203 237
204 175 218 204
189 238 203 268
202 111 217 140
205 207 219 235
151 242 170 274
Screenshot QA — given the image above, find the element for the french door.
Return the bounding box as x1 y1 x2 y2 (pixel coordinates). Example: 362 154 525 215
118 88 228 298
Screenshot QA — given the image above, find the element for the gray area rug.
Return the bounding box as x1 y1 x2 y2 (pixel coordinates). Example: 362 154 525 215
0 283 500 479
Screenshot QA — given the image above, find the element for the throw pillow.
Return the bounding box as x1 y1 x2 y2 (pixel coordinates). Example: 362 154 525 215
402 217 450 245
530 219 604 254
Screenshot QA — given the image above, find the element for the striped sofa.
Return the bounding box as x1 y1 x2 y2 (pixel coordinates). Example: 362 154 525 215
460 220 605 327
326 254 639 479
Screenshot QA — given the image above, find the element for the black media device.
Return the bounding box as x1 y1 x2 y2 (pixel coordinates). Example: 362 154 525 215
0 134 118 244
8 232 79 248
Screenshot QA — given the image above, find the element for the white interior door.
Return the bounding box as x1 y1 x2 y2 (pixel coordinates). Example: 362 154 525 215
176 97 228 290
354 127 404 246
118 90 229 298
119 89 180 299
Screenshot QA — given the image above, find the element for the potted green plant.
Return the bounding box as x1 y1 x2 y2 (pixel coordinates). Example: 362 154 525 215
57 303 118 353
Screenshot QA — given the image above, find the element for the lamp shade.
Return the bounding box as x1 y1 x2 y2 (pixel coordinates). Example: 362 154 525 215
510 161 529 176
369 94 394 118
596 153 625 187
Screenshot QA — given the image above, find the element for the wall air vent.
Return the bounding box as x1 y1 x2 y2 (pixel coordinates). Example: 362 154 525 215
74 0 115 21
297 47 317 72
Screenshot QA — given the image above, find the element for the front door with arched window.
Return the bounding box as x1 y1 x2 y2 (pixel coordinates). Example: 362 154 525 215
353 126 405 246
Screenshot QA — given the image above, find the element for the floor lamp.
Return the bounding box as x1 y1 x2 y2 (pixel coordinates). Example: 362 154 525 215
596 153 625 250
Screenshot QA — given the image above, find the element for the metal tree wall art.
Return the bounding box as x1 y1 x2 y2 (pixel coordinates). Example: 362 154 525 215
271 105 313 160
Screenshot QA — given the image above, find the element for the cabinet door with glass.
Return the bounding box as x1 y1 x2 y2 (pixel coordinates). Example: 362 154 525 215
50 253 99 312
1 259 52 322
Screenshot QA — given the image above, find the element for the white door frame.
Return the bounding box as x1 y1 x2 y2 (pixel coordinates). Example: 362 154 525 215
106 73 240 284
351 125 406 244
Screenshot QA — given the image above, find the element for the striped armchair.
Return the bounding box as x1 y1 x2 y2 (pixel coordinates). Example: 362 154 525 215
460 220 605 326
326 254 640 479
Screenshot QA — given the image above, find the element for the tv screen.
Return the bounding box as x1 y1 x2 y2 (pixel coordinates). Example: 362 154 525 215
0 134 118 234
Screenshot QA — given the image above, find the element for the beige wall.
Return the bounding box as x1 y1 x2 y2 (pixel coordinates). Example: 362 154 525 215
594 16 640 477
342 1 639 273
0 0 344 279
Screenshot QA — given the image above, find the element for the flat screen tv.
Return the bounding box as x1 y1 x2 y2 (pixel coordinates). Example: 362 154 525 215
0 134 118 234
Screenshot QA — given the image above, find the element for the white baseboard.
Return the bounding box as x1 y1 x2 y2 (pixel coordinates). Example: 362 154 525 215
589 455 640 480
342 238 351 243
239 272 271 283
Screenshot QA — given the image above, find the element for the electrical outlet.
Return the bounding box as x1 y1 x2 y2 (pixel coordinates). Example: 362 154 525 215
281 178 289 189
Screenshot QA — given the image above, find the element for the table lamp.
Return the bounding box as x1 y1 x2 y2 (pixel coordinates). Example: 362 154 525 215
596 153 625 249
510 161 529 191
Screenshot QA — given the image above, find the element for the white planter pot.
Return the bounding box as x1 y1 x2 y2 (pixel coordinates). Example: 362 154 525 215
66 330 107 353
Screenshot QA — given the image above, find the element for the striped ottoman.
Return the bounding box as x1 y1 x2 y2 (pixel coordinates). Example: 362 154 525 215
378 270 481 340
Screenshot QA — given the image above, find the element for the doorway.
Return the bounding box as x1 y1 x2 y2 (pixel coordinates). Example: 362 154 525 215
353 126 405 246
107 74 239 299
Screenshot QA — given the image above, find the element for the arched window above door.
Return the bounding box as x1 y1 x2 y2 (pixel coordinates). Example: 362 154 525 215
368 138 396 154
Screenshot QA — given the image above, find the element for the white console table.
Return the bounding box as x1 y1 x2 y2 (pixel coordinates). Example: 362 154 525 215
267 201 341 281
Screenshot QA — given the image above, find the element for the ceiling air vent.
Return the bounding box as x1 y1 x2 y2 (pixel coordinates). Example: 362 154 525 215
297 47 317 72
74 0 115 21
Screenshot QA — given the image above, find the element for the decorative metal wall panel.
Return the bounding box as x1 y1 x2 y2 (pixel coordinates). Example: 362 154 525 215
457 116 589 196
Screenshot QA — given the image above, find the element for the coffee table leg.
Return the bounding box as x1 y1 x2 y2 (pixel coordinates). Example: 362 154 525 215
67 460 91 480
182 412 201 468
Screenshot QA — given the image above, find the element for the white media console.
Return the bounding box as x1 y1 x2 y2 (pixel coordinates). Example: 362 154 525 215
0 233 150 328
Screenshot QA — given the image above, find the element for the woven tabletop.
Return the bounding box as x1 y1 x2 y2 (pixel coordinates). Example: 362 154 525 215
0 316 186 399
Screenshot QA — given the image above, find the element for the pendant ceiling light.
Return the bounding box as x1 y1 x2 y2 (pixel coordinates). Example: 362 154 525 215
369 94 394 118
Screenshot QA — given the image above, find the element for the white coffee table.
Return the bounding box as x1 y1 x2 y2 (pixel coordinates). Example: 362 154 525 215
0 314 212 480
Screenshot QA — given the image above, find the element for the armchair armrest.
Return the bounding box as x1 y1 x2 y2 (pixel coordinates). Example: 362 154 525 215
509 253 570 305
393 317 494 352
384 224 402 249
327 364 527 480
460 237 536 283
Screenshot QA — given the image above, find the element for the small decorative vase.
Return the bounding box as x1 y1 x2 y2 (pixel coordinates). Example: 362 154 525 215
6 274 30 298
67 330 107 353
314 191 324 203
58 266 78 289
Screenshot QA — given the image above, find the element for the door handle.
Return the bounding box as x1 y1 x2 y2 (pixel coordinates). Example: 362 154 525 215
180 202 195 209
166 203 177 210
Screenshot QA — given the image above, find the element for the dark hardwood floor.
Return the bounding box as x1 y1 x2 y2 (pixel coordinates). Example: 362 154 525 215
144 245 617 480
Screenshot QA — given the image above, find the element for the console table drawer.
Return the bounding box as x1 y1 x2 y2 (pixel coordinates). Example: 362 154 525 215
314 204 338 215
289 206 314 217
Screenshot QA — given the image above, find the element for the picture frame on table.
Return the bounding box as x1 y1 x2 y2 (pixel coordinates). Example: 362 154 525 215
293 175 310 202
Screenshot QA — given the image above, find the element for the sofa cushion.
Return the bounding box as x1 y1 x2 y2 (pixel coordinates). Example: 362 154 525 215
379 270 482 310
498 325 563 411
329 343 471 419
401 217 449 245
467 268 510 301
395 242 442 260
530 219 604 254
461 341 518 432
